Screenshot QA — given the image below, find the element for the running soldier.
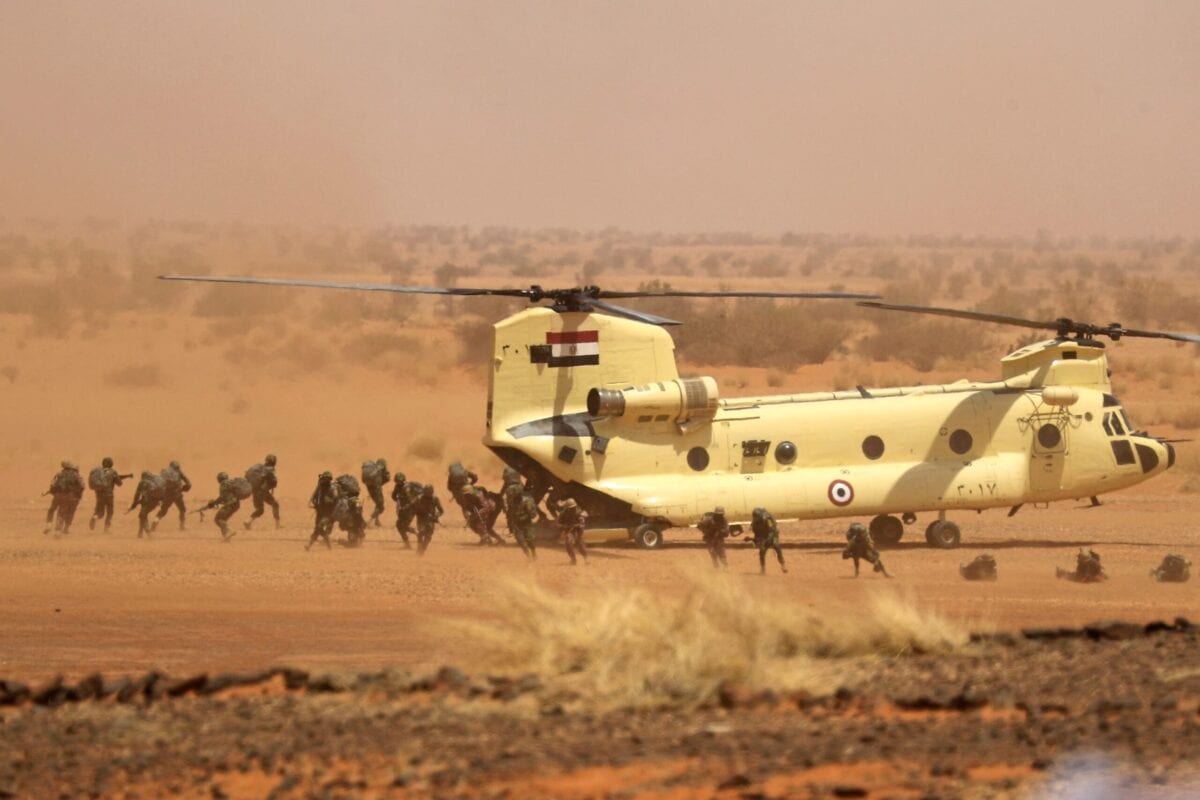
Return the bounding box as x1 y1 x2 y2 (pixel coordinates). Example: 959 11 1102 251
446 462 478 498
960 554 998 581
557 498 588 566
460 485 505 546
391 472 419 548
87 457 131 532
509 489 539 561
843 521 891 578
152 460 192 532
697 506 730 570
44 461 85 535
1057 548 1105 583
306 472 337 551
128 470 166 539
197 472 250 541
333 473 367 546
244 454 280 530
1151 554 1191 583
750 507 787 575
361 458 391 528
413 483 443 555
500 467 524 535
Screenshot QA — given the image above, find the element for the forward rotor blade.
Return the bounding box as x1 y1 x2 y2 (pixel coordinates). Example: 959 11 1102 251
602 289 880 300
1118 327 1200 344
588 299 682 326
158 275 531 297
857 301 1061 332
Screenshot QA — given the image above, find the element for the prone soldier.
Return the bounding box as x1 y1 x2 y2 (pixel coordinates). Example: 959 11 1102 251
960 554 997 581
413 483 443 555
152 460 192 532
392 472 419 548
87 457 131 532
557 498 589 566
1151 554 1191 583
843 522 891 578
750 507 787 575
361 457 391 528
244 454 280 530
1056 548 1106 583
44 461 85 535
306 471 337 551
129 470 166 539
197 472 250 541
697 506 731 570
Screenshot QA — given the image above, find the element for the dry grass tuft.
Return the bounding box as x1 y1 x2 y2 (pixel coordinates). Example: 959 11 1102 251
456 570 967 708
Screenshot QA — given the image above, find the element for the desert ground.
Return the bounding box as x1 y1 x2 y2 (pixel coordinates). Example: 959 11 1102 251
2 221 1200 797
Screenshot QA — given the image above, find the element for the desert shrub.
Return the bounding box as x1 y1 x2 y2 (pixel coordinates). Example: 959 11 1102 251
103 362 164 388
406 436 445 462
455 571 966 709
858 316 978 371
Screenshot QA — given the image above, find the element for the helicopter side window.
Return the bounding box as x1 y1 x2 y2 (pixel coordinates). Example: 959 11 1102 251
1102 414 1113 436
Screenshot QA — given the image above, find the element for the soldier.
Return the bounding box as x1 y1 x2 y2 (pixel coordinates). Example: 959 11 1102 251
361 457 391 528
244 454 280 530
87 457 131 532
500 467 524 535
446 461 479 498
391 472 419 548
697 506 730 570
960 554 998 581
413 483 443 556
306 472 337 551
197 472 247 541
152 460 192 532
44 461 85 535
332 473 367 546
557 498 589 566
128 470 166 539
750 507 787 575
1151 554 1191 583
509 488 539 561
460 485 505 546
1057 548 1105 582
843 521 891 578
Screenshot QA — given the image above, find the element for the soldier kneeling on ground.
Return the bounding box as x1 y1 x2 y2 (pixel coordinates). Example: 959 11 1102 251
1056 548 1106 582
1151 553 1191 583
959 553 997 581
843 521 891 578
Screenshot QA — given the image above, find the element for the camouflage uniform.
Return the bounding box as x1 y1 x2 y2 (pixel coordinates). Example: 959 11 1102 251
362 458 391 528
557 499 589 566
87 457 127 532
306 472 337 550
413 484 443 555
1151 554 1191 583
960 554 997 581
244 454 280 530
44 461 85 535
153 461 192 532
750 507 787 575
843 522 890 577
510 491 539 561
500 467 524 533
391 472 419 548
446 461 479 524
1057 548 1105 582
460 486 505 545
697 507 730 570
129 471 166 539
199 472 243 541
333 473 367 546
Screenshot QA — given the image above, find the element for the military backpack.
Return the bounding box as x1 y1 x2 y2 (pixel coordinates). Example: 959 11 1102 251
229 477 253 500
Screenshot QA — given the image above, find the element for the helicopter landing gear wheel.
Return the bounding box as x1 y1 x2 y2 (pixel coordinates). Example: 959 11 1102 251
925 520 961 549
869 514 904 547
633 523 666 550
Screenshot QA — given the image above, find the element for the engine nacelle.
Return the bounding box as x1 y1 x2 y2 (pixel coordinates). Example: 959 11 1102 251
587 377 719 431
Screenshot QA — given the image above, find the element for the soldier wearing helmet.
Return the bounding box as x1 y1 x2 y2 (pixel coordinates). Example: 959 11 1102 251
413 483 443 555
87 456 131 532
697 506 731 570
750 507 787 575
391 471 419 548
361 458 391 528
129 470 166 539
843 521 890 578
306 471 338 551
44 460 85 536
500 467 532 557
556 498 589 566
199 472 245 541
459 484 505 546
244 454 280 530
152 459 192 533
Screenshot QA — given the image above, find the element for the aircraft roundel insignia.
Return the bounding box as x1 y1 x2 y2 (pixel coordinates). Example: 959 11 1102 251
828 479 854 507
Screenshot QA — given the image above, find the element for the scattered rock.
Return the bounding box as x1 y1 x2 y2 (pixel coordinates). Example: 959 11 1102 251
32 676 67 708
1084 621 1142 641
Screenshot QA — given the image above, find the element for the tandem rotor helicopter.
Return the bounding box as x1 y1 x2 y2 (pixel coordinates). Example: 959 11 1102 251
160 275 1199 549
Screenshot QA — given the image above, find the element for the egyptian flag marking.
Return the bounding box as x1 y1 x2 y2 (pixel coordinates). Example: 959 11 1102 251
546 330 599 367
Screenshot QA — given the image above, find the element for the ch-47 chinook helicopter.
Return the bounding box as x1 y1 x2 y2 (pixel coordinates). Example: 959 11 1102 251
161 275 1197 550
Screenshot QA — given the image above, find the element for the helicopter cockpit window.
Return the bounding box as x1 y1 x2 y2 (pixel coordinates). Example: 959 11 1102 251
1110 414 1126 436
1120 409 1134 432
1102 414 1114 436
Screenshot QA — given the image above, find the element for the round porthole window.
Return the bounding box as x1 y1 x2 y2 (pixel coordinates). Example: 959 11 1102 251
687 446 710 471
862 435 885 460
775 441 797 465
1037 424 1062 449
949 429 973 455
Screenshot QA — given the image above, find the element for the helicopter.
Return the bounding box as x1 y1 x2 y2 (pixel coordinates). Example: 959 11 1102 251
160 275 1198 549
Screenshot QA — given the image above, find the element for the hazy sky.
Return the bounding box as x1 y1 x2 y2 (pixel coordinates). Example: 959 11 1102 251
2 1 1197 235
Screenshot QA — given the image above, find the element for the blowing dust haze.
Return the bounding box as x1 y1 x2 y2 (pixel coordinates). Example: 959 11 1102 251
1 0 1198 236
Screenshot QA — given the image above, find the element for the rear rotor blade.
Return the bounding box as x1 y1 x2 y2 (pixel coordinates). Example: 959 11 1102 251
587 299 682 326
857 301 1061 332
602 289 880 300
1118 327 1200 345
158 274 532 297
